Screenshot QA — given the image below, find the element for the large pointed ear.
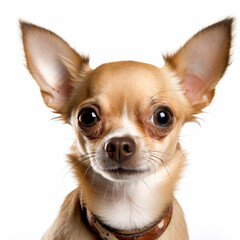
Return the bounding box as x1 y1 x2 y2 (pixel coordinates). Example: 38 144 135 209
164 18 234 113
20 21 90 114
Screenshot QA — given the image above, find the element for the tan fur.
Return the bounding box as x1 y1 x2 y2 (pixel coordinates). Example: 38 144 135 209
20 18 233 240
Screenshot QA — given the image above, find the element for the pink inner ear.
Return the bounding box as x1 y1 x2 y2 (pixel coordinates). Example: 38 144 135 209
56 79 73 106
33 59 73 111
182 74 208 105
44 76 73 111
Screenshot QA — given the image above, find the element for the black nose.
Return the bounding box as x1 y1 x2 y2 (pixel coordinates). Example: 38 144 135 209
105 137 136 162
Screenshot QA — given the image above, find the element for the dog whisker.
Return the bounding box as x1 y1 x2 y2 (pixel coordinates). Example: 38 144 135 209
64 152 96 170
149 150 170 156
90 171 97 189
63 152 96 181
103 184 110 201
150 154 171 169
112 184 115 202
62 154 95 180
144 158 157 174
82 163 93 182
149 154 173 185
142 178 152 194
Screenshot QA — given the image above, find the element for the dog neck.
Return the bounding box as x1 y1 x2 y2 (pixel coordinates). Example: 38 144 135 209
81 169 174 231
84 202 172 240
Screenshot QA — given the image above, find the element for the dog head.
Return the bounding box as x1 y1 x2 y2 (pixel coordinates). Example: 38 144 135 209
20 19 233 184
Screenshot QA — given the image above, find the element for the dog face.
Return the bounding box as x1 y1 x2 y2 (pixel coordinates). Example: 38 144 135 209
20 19 233 184
69 61 188 182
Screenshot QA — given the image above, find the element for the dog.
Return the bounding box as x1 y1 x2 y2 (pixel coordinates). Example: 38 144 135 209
20 18 233 240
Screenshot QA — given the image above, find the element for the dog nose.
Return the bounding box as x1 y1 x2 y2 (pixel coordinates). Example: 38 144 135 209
105 137 136 162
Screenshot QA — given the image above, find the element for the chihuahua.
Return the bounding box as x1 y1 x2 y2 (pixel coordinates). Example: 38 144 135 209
20 18 233 240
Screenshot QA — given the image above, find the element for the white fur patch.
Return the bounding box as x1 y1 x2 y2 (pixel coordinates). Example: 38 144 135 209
122 103 141 137
99 103 141 142
95 174 169 230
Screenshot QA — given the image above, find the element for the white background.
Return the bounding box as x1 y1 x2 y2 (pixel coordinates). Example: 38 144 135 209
1 0 240 239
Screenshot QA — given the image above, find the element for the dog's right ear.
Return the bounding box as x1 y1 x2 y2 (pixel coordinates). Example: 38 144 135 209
20 21 90 115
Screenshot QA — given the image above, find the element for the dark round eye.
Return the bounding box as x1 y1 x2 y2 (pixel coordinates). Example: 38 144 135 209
78 108 99 127
152 107 173 127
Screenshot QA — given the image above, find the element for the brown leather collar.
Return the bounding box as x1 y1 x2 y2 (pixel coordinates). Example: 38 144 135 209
85 204 172 240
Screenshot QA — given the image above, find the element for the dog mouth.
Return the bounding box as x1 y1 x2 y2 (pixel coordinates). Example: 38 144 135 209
104 166 147 175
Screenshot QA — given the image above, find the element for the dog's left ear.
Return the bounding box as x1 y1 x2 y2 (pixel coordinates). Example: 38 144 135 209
164 18 234 113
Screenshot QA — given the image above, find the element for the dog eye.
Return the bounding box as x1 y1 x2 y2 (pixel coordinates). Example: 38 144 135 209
78 108 99 127
152 107 173 127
